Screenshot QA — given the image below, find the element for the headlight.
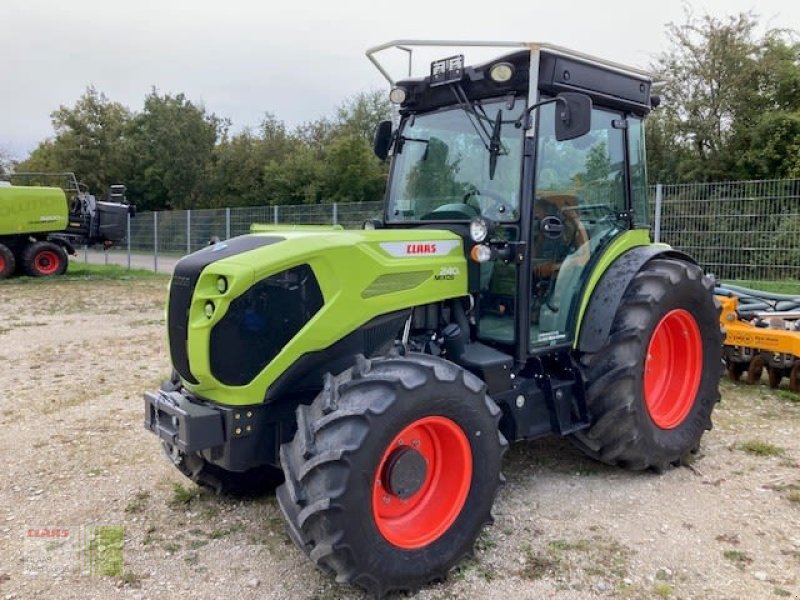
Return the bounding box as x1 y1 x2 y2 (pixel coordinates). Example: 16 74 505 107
489 62 515 83
469 217 490 243
470 244 492 263
217 276 228 293
389 87 407 104
204 301 215 319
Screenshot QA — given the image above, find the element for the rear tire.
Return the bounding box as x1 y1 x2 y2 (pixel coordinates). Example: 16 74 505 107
277 353 507 598
0 244 15 279
22 241 68 277
571 258 722 472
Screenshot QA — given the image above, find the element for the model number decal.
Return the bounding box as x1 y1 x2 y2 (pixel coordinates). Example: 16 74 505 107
379 240 460 257
434 266 460 281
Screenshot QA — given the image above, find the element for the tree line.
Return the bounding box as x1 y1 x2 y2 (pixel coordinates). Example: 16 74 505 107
12 89 391 211
6 10 800 210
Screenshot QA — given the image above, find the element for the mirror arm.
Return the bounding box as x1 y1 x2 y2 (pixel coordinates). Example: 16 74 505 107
515 96 568 130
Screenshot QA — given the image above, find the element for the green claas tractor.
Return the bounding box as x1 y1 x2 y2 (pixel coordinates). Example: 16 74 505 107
144 41 721 597
0 172 132 278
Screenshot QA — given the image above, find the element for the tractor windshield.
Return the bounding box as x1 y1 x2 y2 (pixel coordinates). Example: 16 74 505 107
386 99 524 223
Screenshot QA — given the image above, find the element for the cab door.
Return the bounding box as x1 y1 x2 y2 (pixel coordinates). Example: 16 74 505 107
530 103 628 348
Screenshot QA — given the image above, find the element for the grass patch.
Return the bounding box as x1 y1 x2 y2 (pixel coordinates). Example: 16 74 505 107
776 390 800 404
739 440 785 457
162 541 180 554
66 262 164 280
519 535 629 582
168 482 200 507
520 545 563 580
788 491 800 505
119 571 143 588
722 279 800 295
125 491 151 514
653 582 673 598
2 261 165 283
723 549 753 569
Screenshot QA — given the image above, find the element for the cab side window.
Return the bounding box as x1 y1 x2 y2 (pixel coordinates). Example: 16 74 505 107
530 104 626 347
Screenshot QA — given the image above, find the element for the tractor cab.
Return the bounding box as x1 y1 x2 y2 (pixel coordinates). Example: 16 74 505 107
369 41 655 362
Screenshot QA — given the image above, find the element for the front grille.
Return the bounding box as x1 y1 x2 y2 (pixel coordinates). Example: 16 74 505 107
209 264 324 386
167 235 284 384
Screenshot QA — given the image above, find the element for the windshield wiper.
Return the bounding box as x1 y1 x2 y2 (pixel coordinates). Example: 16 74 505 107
488 110 503 180
449 85 509 180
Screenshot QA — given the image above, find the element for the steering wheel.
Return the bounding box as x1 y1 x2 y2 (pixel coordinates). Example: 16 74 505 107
462 187 512 220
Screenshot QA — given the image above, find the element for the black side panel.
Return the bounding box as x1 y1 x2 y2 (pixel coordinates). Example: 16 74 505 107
538 52 652 116
168 235 283 384
209 265 324 386
577 247 697 353
265 310 410 401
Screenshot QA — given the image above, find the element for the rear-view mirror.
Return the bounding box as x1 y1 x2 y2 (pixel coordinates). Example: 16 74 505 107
554 93 592 142
373 120 393 161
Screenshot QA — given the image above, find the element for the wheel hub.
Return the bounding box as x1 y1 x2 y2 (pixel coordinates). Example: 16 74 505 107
372 416 473 549
383 447 427 499
644 308 702 429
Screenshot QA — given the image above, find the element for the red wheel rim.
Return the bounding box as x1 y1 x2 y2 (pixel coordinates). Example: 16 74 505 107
372 416 472 549
35 250 61 275
644 309 702 429
0 255 5 273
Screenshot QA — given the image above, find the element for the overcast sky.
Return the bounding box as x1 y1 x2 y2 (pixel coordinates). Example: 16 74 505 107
1 0 798 159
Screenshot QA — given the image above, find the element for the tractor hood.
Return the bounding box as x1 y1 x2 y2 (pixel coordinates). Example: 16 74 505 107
167 228 468 406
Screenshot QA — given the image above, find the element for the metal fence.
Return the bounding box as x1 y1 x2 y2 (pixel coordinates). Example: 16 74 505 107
91 179 800 289
652 179 800 284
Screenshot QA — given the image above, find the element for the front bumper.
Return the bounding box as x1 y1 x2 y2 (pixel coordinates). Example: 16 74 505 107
143 390 287 471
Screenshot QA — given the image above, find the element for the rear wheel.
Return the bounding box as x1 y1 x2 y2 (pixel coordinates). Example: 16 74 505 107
277 354 506 598
22 241 68 277
0 244 15 279
571 258 722 471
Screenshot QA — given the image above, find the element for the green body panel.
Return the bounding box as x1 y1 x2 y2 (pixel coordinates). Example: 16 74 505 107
251 224 344 232
0 186 69 236
179 229 468 406
572 228 662 345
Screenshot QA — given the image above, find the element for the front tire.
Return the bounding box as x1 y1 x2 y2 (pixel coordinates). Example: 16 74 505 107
571 258 722 471
277 354 507 598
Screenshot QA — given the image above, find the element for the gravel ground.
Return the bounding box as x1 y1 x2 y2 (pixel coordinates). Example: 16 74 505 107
1 276 799 600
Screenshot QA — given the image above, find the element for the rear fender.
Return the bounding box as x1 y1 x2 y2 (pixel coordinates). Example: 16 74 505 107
576 246 697 353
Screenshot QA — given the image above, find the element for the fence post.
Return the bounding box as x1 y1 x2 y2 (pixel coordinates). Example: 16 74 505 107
654 183 663 243
333 202 338 225
225 207 231 240
83 244 88 264
127 212 131 270
186 209 192 255
154 211 159 273
273 205 279 224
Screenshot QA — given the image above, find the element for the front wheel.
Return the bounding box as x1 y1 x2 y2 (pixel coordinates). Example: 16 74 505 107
277 354 507 598
571 258 722 472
